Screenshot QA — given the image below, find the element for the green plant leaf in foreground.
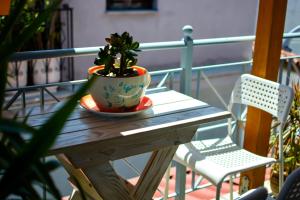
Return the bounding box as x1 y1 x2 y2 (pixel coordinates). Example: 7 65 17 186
0 75 96 199
0 118 37 135
0 0 61 111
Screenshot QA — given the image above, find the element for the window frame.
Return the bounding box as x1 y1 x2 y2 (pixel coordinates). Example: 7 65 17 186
106 0 157 12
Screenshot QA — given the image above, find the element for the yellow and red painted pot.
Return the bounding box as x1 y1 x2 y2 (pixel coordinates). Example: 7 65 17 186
88 65 151 111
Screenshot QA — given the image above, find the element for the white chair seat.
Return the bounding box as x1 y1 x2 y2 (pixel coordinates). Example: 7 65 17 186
174 136 276 186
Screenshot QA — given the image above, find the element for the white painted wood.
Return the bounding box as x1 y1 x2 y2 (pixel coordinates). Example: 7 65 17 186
51 107 229 154
82 162 134 200
64 125 198 168
133 146 178 200
56 155 104 200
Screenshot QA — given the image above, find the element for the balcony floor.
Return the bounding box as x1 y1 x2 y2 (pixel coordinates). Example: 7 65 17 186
62 167 271 200
138 166 271 200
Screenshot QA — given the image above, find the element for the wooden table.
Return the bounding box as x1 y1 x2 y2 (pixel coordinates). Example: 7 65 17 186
20 90 231 200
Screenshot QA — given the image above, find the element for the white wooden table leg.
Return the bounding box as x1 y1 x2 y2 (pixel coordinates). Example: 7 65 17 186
133 146 178 200
82 162 134 200
56 155 103 200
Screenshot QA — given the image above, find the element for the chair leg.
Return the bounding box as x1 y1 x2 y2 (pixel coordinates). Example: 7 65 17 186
279 158 284 190
216 183 222 200
175 162 186 200
229 175 234 200
279 130 284 190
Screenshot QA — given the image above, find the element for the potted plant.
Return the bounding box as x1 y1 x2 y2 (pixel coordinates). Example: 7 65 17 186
269 82 300 195
88 32 151 111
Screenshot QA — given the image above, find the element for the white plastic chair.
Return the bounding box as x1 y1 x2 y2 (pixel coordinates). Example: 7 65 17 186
174 74 294 200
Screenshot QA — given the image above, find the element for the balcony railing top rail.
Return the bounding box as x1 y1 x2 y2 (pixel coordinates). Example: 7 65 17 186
10 32 300 61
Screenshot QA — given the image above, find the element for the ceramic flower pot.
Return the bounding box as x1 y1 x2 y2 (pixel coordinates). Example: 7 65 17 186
88 65 151 111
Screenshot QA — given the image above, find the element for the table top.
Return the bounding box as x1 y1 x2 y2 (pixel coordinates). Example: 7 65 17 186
15 90 230 165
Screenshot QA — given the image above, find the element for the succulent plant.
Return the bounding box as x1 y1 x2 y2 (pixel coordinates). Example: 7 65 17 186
94 32 140 77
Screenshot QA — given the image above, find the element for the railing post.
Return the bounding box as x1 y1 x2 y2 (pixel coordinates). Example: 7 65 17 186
175 25 193 200
180 25 194 96
286 58 292 85
175 161 186 200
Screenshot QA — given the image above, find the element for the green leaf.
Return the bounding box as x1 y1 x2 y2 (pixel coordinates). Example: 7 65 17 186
0 61 8 113
0 76 96 199
44 160 60 172
0 1 28 43
0 0 61 112
30 160 61 199
0 142 14 167
131 42 139 49
0 118 37 135
128 50 138 57
21 182 41 200
105 38 111 44
94 31 140 76
285 156 296 163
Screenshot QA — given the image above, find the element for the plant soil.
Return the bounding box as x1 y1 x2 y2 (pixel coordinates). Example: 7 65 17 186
95 68 139 77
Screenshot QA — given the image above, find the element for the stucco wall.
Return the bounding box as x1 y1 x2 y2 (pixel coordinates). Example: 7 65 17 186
63 0 259 79
284 0 300 54
285 0 300 31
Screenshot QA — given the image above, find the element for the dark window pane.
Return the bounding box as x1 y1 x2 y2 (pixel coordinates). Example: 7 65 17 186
107 0 155 11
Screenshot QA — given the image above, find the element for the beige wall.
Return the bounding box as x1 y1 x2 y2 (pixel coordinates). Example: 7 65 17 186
63 0 259 79
284 0 300 54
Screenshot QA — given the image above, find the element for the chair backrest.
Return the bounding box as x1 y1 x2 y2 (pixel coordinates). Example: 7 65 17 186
277 167 300 200
229 74 294 125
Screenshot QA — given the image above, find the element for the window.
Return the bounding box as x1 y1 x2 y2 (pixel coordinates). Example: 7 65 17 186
106 0 156 11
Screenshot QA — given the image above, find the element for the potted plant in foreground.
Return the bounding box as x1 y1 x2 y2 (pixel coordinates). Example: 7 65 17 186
0 1 91 199
269 82 300 195
88 32 151 112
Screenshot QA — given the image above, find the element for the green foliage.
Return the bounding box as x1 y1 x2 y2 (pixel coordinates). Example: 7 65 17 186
0 0 61 116
0 76 96 199
0 0 94 199
270 83 300 174
94 32 140 77
0 0 61 50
